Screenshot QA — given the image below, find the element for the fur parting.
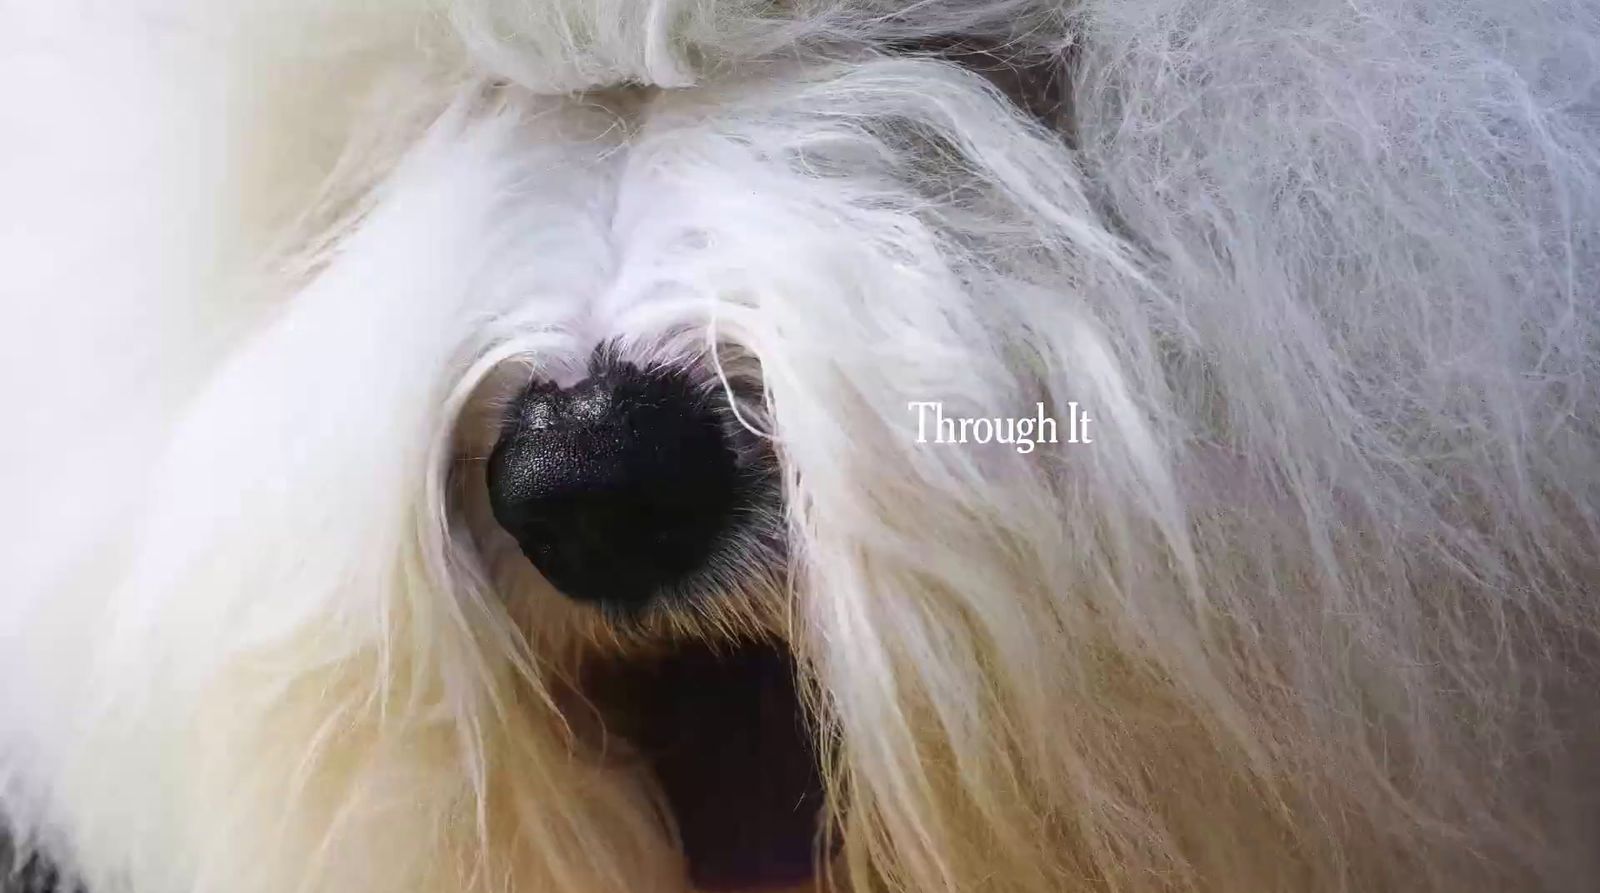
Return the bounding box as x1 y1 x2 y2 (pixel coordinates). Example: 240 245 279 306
1 1 1598 892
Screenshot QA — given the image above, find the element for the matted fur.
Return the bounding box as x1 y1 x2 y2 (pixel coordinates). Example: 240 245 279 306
2 1 1598 892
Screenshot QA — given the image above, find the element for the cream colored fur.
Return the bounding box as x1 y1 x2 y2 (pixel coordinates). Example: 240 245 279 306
2 1 1598 892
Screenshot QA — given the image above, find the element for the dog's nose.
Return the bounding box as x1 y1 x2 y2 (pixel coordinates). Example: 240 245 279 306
486 363 742 610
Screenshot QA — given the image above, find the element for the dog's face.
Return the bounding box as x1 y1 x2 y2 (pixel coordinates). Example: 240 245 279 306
4 2 1600 893
416 69 1121 890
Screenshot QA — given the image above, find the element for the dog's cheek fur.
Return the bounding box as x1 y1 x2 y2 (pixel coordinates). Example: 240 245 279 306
0 0 455 835
610 32 1600 893
40 106 692 893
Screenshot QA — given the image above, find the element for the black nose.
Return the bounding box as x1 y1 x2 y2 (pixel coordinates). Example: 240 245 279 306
486 363 742 610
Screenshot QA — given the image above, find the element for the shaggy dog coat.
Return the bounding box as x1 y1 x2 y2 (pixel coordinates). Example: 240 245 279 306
2 1 1599 892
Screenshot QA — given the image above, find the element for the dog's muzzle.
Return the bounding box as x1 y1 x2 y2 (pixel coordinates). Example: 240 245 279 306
486 361 744 610
485 360 820 891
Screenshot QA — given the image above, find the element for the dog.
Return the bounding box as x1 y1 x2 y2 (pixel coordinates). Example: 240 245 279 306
3 1 1600 891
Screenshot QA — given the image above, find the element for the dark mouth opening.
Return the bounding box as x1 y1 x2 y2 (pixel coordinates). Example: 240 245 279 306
580 639 828 891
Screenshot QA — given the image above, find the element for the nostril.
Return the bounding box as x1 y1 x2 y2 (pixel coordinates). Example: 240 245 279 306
485 361 742 610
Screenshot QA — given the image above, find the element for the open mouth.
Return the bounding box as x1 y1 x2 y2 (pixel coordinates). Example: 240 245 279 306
579 638 828 891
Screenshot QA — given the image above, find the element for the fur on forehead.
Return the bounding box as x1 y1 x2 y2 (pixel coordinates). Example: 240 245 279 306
2 1 1599 893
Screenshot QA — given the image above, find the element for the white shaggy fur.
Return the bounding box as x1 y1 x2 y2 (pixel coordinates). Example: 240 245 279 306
2 0 1599 891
